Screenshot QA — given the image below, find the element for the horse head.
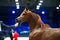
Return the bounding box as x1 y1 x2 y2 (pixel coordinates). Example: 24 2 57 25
15 8 41 31
15 8 50 31
15 8 32 25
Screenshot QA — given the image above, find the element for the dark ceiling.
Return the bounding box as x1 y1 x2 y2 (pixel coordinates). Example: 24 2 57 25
0 0 60 7
0 0 38 7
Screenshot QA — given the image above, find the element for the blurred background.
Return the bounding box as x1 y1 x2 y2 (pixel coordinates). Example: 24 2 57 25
0 0 60 37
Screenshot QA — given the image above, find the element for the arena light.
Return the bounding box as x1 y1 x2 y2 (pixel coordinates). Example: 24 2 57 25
16 2 19 5
39 0 43 3
16 4 20 9
59 5 60 7
37 5 40 8
12 11 15 14
42 11 45 14
36 7 40 10
38 3 42 5
56 7 59 9
36 5 40 10
15 0 19 2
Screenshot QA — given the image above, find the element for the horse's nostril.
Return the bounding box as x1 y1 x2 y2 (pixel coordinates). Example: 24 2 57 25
16 18 21 22
16 18 19 22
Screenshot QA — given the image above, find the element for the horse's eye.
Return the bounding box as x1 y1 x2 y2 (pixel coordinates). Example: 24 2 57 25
23 14 26 15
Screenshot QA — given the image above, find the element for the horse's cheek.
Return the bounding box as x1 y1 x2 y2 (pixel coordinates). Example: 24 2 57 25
23 17 28 21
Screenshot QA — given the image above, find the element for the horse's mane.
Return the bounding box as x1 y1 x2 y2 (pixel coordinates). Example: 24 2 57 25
30 11 50 28
31 12 39 23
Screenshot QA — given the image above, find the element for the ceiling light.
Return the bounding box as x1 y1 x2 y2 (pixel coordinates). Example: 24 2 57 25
42 11 45 14
38 3 42 5
15 0 18 2
12 11 15 14
16 2 19 5
36 7 39 10
37 5 40 8
56 7 59 9
59 5 60 7
39 0 43 3
16 4 20 9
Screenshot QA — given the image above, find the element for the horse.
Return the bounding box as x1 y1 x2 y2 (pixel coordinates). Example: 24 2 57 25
15 8 60 40
15 8 50 32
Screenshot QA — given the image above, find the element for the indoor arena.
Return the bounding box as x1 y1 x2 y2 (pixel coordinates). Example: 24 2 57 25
0 0 60 40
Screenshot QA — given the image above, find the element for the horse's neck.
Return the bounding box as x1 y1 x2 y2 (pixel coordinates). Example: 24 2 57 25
28 12 50 32
36 14 50 29
29 19 38 32
28 13 44 32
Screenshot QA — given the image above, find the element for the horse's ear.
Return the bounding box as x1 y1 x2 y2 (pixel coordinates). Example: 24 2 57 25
25 7 28 11
24 6 29 11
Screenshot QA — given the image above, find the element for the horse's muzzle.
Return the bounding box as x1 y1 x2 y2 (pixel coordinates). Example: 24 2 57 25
15 18 21 26
16 18 21 23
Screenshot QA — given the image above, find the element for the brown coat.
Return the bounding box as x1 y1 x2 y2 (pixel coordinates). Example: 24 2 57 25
16 8 60 40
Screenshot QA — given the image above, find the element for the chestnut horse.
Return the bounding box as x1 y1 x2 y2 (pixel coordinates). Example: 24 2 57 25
15 8 60 40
